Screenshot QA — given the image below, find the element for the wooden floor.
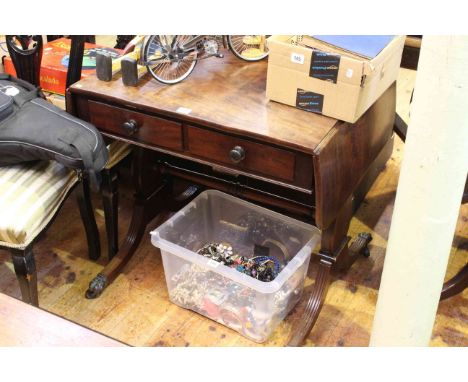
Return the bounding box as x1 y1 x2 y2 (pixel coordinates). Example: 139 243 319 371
0 68 466 346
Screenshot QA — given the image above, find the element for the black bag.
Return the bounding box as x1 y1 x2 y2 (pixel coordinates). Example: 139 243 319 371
0 74 108 189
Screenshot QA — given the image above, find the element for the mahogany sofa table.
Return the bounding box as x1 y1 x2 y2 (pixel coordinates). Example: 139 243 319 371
67 53 396 346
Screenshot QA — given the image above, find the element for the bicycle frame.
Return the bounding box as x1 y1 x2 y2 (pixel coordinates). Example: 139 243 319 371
177 35 228 50
142 35 269 84
143 35 228 65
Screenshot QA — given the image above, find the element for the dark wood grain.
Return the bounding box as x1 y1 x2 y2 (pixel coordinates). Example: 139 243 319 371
70 51 337 154
162 163 314 218
6 35 43 86
77 98 315 191
313 82 396 230
287 195 354 346
187 125 296 182
85 148 170 299
10 247 38 306
101 167 119 260
288 256 333 346
66 36 86 89
75 173 101 261
88 100 183 151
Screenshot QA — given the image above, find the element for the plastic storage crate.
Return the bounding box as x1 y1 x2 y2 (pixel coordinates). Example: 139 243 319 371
151 190 320 342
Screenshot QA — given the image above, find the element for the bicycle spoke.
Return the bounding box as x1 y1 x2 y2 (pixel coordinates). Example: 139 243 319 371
143 35 198 84
228 35 269 61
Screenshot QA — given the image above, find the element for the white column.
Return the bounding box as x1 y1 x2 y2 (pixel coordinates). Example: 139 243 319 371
370 35 468 346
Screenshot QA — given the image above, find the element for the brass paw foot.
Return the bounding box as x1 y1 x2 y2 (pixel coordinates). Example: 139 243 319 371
85 273 108 299
350 232 373 258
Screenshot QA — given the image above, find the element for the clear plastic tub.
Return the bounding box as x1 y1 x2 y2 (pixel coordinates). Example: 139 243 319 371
150 190 321 342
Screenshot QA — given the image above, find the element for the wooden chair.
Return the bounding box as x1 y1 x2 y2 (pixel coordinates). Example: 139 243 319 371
8 35 132 260
99 141 132 259
394 36 468 299
58 34 133 260
1 35 100 306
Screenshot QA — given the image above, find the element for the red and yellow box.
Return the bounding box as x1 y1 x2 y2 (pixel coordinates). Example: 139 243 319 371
4 37 121 95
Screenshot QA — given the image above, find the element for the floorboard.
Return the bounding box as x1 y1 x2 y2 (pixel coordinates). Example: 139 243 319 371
0 66 466 347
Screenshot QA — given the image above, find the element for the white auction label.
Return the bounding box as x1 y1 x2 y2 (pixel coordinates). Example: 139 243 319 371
207 259 220 268
346 68 354 78
176 106 192 115
290 52 305 64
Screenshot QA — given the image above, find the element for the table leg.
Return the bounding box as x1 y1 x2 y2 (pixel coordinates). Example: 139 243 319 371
85 184 168 298
85 148 169 299
288 196 372 346
288 252 334 347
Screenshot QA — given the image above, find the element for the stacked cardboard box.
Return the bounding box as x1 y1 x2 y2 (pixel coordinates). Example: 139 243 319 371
266 35 405 122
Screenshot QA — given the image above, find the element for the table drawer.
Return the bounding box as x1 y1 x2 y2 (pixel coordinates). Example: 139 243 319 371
186 125 296 182
88 100 183 151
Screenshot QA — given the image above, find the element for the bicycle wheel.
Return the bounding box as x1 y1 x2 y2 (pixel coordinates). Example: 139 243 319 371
142 35 198 84
227 35 269 61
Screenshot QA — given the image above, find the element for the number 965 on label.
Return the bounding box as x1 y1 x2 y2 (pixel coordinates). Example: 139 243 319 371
290 52 305 64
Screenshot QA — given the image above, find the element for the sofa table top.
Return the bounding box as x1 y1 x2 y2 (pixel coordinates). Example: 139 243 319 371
70 50 338 155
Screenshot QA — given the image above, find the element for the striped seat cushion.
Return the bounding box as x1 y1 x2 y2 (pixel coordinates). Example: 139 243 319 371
0 161 78 249
105 140 132 169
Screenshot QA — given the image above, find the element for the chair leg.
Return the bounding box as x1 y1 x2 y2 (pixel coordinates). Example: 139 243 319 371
101 168 119 260
10 246 39 307
76 174 101 261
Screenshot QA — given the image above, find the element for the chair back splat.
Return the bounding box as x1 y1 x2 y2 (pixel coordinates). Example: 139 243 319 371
6 35 43 87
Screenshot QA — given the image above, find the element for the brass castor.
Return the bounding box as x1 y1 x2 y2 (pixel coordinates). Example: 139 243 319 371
351 232 373 258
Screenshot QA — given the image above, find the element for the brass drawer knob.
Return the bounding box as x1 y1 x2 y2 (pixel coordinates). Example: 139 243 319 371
122 119 139 135
229 145 245 163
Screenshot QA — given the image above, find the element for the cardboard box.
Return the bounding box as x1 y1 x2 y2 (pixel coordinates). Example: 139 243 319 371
4 37 121 95
266 35 405 122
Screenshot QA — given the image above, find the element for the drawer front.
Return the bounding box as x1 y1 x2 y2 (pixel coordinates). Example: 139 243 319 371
88 100 182 151
187 125 296 182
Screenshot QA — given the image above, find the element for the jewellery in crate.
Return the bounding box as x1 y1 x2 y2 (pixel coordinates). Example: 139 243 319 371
197 242 234 263
169 213 307 340
169 260 303 341
196 241 283 281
